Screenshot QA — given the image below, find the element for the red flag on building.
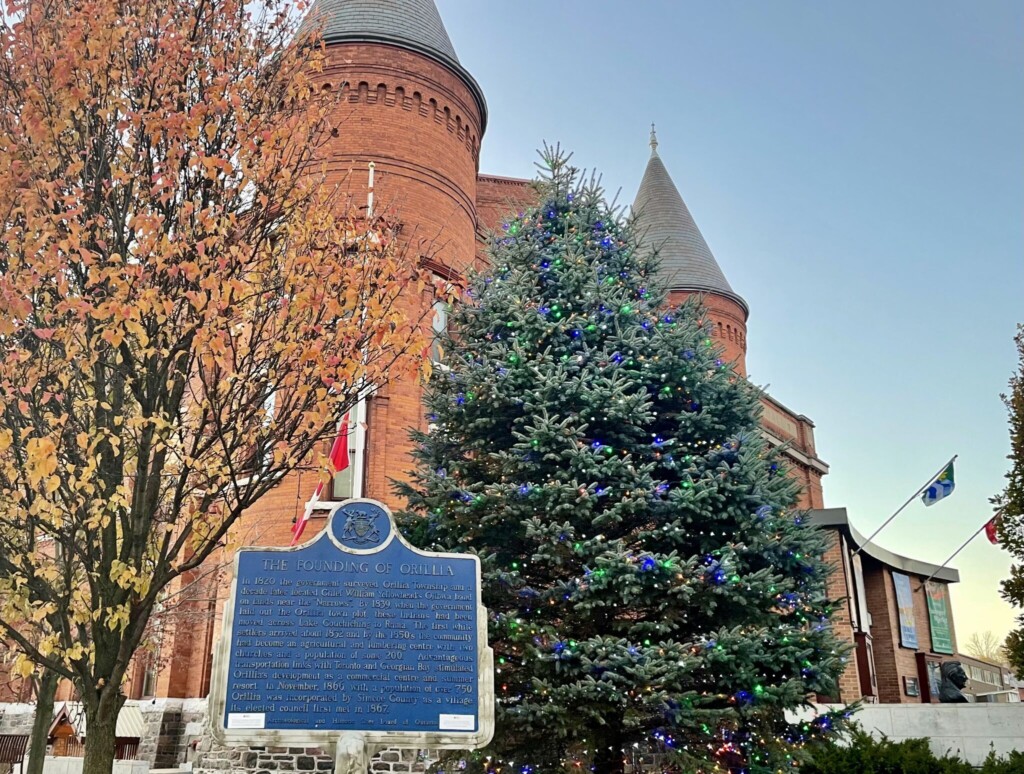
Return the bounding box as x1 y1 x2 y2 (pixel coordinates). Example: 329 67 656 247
291 414 349 546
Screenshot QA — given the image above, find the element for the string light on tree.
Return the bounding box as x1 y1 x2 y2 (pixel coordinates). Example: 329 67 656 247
397 147 848 774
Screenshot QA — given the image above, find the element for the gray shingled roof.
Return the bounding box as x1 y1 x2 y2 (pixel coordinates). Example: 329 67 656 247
303 0 486 130
633 138 746 312
306 0 459 63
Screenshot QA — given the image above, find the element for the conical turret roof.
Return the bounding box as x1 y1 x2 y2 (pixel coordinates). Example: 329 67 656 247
304 0 486 129
633 128 746 312
307 0 458 64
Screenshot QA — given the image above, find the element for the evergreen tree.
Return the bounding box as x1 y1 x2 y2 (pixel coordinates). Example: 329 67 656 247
995 325 1024 677
397 151 848 774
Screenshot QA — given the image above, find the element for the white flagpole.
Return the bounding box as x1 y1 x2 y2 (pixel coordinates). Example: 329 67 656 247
294 159 378 544
852 454 957 557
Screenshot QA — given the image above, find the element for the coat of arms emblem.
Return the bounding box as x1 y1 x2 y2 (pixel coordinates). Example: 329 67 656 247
341 506 381 545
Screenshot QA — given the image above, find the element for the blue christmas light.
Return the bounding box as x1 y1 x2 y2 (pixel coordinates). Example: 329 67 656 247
641 556 657 572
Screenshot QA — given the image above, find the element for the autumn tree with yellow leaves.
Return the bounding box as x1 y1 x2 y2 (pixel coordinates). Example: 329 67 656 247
0 1 431 772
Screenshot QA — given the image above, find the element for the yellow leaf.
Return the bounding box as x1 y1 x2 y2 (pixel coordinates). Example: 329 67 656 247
13 657 34 679
25 437 58 487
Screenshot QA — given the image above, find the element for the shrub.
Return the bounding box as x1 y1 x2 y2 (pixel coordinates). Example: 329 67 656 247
803 727 1023 773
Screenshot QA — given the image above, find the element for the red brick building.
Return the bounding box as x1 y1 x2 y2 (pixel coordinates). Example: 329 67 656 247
143 0 966 708
0 0 967 712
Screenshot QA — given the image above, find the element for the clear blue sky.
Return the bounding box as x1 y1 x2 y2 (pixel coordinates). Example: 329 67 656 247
438 0 1024 647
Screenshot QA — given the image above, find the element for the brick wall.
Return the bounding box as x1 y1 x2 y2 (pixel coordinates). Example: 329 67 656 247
157 37 486 698
145 29 837 709
668 291 747 376
861 559 957 703
475 175 535 236
315 43 484 508
863 560 908 703
820 530 862 701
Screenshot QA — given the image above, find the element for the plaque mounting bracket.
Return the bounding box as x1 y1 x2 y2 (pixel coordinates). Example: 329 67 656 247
336 733 380 774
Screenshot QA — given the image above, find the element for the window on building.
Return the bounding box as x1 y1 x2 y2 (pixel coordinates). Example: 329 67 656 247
309 401 368 507
431 298 448 363
926 660 941 698
331 419 359 500
427 270 453 364
141 656 158 698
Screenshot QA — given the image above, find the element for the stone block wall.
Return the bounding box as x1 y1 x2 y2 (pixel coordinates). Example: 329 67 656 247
194 742 333 774
368 749 429 774
182 698 432 774
0 703 36 735
194 741 429 774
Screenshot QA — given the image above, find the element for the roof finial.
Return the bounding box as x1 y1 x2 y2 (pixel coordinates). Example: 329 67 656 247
649 123 658 155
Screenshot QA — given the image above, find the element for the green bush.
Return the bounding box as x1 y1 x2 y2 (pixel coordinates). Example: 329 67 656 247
803 727 1024 773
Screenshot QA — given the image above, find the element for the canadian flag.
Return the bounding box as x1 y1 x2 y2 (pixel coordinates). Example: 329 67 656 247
985 514 1000 546
291 414 349 545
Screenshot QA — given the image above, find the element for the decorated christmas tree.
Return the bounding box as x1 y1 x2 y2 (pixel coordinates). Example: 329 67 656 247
397 150 848 774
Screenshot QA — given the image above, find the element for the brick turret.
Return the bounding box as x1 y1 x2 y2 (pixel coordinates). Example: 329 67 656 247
302 0 487 504
633 127 749 375
155 0 487 699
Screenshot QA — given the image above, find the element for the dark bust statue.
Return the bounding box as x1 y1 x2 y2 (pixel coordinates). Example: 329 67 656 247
938 660 969 703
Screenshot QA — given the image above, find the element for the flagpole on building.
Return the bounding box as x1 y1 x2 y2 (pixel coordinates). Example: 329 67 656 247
852 454 957 557
919 509 1003 588
292 162 379 547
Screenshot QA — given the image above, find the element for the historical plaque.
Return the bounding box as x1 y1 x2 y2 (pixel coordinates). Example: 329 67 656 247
209 499 493 752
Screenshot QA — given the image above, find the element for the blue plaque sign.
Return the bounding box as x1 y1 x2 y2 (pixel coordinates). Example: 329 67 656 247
209 499 493 750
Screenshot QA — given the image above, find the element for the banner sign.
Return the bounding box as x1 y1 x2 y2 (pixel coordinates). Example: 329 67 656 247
209 499 493 749
892 572 918 649
925 581 955 654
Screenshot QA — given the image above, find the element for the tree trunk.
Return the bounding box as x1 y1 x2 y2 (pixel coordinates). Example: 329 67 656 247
591 723 625 774
26 670 59 774
81 691 124 774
